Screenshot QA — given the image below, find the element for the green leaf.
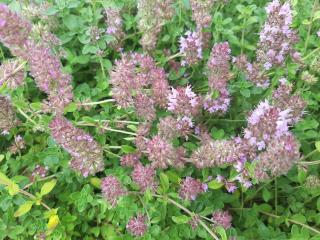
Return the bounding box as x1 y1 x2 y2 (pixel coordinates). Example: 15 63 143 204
121 145 135 153
315 141 320 152
208 180 224 189
0 172 19 195
172 215 190 224
44 208 58 219
47 214 59 231
317 197 320 211
0 171 11 185
64 102 78 113
14 201 33 217
215 226 227 240
313 11 320 21
63 14 83 31
160 173 169 193
40 179 57 196
262 188 271 202
7 182 20 196
90 177 102 189
0 154 4 162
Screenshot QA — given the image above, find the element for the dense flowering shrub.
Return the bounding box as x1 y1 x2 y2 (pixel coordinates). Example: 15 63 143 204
0 0 319 239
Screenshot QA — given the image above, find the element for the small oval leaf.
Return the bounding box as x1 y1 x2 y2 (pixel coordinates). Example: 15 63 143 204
14 201 33 217
208 180 224 190
41 179 57 196
47 214 59 230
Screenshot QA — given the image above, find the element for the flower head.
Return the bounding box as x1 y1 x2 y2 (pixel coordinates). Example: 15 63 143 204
179 177 207 200
207 42 232 90
0 4 31 47
49 117 104 177
179 31 202 66
126 214 147 236
146 135 176 169
190 0 216 29
255 134 300 180
101 176 127 207
0 96 19 134
167 85 201 117
211 210 232 229
0 59 25 89
131 164 158 192
257 1 299 68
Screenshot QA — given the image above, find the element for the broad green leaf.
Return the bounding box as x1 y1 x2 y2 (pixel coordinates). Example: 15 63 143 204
14 201 33 217
160 173 169 193
172 215 190 224
7 182 20 195
0 172 11 185
208 180 224 190
315 141 320 152
47 215 59 230
0 155 4 162
0 172 19 195
90 177 102 189
40 179 57 196
262 188 271 202
44 208 58 219
64 102 78 113
313 11 320 21
121 145 136 153
215 226 227 240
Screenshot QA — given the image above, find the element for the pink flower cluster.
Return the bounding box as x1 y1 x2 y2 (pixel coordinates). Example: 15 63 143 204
120 153 141 167
211 210 232 229
272 79 306 123
179 31 203 66
0 59 25 89
30 165 49 181
234 54 270 88
101 175 127 207
255 134 300 180
0 4 73 113
26 41 73 114
167 85 201 117
0 4 31 48
126 214 147 236
190 139 244 168
146 135 177 169
104 7 124 50
0 96 19 135
131 163 158 192
189 0 216 29
137 0 174 50
179 177 207 201
49 117 104 177
110 53 168 121
204 42 232 114
257 0 299 69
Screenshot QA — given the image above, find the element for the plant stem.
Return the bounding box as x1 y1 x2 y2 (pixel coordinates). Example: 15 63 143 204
23 175 56 190
260 211 320 235
303 47 320 60
77 119 139 125
304 0 317 51
274 178 278 215
81 99 116 106
17 108 37 125
299 160 320 165
19 189 51 211
154 194 219 240
99 57 107 80
76 122 137 136
299 149 318 161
